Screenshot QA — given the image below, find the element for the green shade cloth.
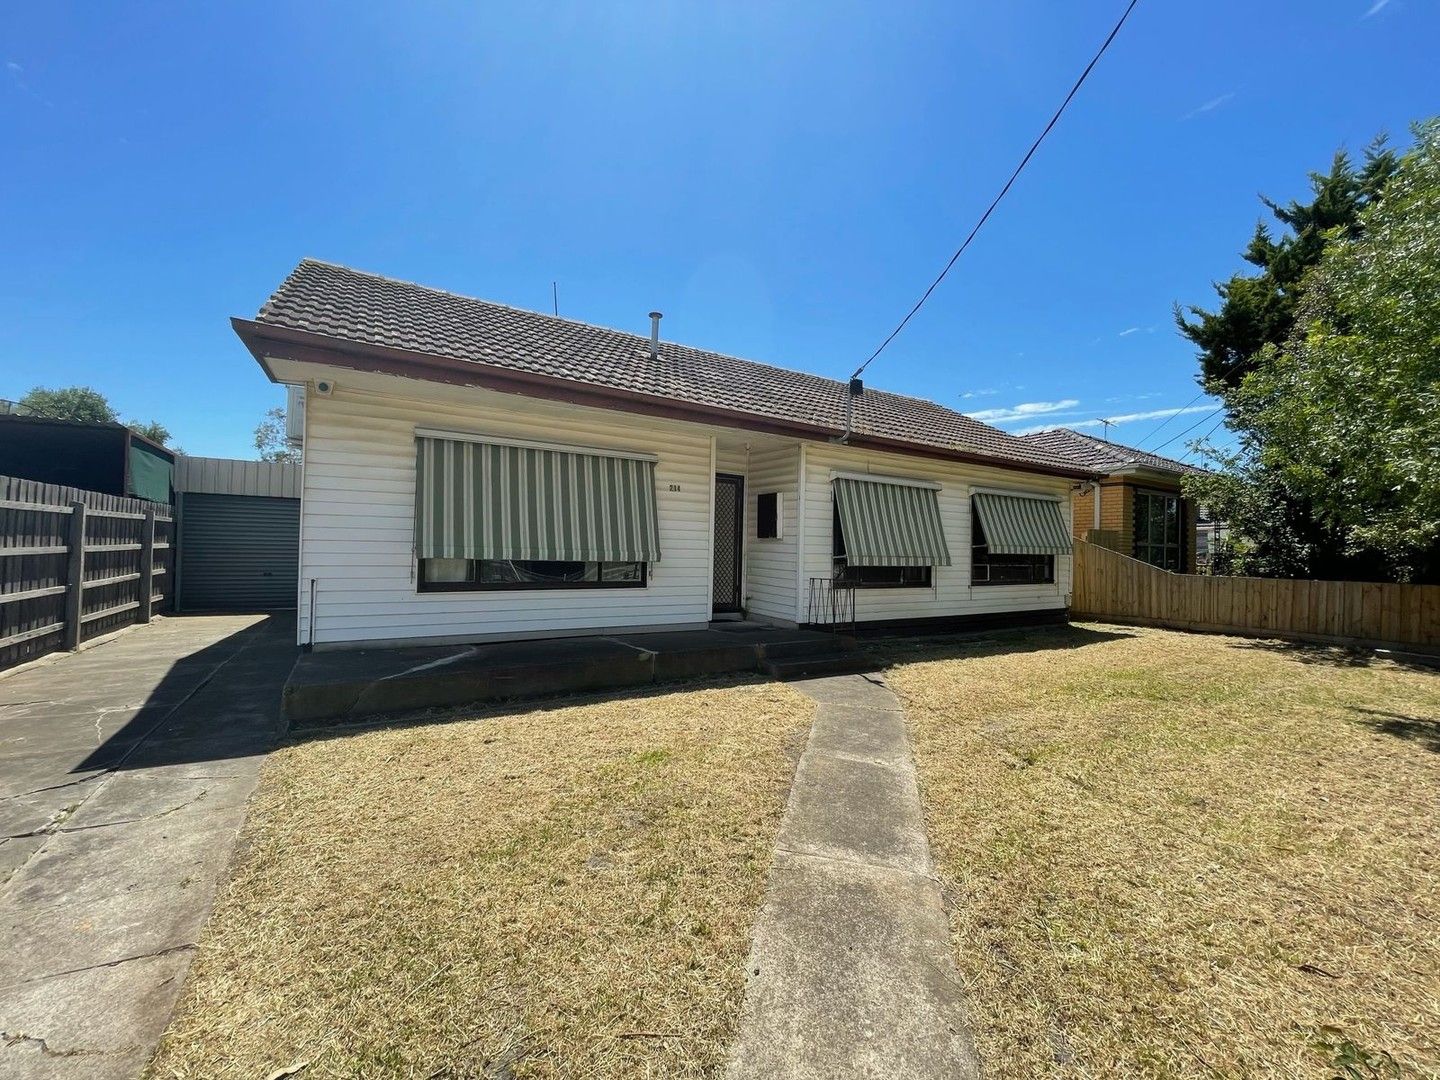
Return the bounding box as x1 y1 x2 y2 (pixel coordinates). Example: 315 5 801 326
972 492 1071 555
127 439 172 503
832 477 951 567
415 437 661 563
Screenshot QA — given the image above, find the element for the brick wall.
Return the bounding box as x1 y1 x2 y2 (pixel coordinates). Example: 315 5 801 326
1076 479 1197 572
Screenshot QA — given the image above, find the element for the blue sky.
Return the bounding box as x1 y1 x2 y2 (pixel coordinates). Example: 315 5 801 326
2 1 1434 460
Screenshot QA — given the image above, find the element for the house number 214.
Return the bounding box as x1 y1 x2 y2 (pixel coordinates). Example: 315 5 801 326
668 484 681 492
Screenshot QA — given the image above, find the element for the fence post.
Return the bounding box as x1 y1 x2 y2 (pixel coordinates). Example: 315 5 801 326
63 500 86 650
138 506 156 624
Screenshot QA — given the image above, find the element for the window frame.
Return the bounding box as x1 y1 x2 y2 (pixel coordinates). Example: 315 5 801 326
1132 489 1185 571
417 557 649 592
831 502 934 590
970 504 1056 587
756 491 783 540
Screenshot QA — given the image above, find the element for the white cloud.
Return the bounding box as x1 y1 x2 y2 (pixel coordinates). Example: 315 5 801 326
1118 327 1141 337
1183 92 1236 120
1070 404 1214 429
1364 0 1392 15
965 399 1079 424
959 388 998 400
1008 403 1215 437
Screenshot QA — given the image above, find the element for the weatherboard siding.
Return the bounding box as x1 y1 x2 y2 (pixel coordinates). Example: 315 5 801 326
285 360 1081 646
745 443 802 624
800 442 1073 623
298 382 713 647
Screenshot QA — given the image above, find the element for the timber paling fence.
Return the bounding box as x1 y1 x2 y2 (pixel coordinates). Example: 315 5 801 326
0 474 173 674
1072 539 1440 653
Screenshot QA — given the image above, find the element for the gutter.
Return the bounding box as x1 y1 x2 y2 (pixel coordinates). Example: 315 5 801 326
231 318 1100 483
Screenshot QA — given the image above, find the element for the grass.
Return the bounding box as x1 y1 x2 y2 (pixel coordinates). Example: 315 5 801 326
145 679 814 1079
880 624 1440 1079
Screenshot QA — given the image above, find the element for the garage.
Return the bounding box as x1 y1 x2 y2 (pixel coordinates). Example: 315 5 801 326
175 457 301 611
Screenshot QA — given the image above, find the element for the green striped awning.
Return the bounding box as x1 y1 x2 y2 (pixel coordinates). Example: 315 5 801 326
832 477 951 567
415 437 661 562
972 492 1071 556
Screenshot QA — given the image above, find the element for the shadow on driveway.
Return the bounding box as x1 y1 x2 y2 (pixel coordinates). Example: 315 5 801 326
0 612 297 1079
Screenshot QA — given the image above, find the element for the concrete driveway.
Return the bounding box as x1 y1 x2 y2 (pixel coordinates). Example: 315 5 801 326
0 614 297 1079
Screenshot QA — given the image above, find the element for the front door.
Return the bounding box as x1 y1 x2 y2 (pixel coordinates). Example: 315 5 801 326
712 474 744 613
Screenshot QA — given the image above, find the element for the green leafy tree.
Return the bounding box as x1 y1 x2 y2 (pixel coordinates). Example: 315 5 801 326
128 420 171 446
254 406 301 463
1177 140 1399 390
19 385 176 448
20 385 118 424
1187 120 1440 583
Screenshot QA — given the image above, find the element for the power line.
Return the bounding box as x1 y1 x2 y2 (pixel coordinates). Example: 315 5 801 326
1137 333 1285 450
1133 387 1210 449
1151 406 1224 454
851 0 1143 381
1178 414 1228 461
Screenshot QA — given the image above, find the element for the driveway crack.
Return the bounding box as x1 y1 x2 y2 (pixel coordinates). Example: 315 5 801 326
55 792 210 834
3 944 197 991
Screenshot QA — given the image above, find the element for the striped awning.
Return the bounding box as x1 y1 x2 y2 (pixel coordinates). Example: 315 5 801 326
414 436 661 562
972 492 1071 556
832 477 951 567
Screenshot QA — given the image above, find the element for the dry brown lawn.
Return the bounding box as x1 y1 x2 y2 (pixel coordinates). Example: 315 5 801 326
146 680 813 1079
881 623 1440 1079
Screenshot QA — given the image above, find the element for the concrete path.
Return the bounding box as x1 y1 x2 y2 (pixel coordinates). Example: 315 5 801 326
0 614 296 1079
726 673 980 1079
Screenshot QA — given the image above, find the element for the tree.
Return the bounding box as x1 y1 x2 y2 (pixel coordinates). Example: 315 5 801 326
254 406 300 463
1176 139 1399 391
19 385 176 447
1186 120 1440 583
128 420 171 446
20 385 118 424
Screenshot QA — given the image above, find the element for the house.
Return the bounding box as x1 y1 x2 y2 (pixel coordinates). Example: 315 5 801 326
233 260 1097 649
1019 427 1205 573
0 413 174 503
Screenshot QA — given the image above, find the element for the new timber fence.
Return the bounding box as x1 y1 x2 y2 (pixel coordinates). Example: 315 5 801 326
0 474 173 673
1072 539 1440 653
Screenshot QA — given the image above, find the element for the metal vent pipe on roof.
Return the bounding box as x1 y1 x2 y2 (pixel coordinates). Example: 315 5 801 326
648 311 663 359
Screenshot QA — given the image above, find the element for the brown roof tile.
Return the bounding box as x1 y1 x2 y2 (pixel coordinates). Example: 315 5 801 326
1019 427 1209 477
250 259 1093 477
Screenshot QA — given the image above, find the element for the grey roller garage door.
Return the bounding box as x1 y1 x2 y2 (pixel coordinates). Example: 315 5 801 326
179 493 299 611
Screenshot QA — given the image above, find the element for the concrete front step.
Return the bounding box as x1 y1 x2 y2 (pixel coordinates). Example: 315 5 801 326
761 654 879 681
758 636 859 662
283 626 880 725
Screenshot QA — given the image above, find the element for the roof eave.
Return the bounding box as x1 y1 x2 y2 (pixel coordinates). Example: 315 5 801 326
1110 463 1197 482
231 318 1099 481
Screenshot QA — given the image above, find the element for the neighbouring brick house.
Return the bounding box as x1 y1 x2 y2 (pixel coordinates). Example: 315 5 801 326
1020 428 1207 573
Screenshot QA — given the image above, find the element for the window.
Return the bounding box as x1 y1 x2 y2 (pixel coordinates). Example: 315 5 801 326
756 491 782 539
419 557 646 591
414 434 661 595
971 506 1054 585
1133 490 1184 571
832 503 933 588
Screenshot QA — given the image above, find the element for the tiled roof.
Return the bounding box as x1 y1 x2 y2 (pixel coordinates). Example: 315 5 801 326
249 260 1094 476
1019 427 1208 477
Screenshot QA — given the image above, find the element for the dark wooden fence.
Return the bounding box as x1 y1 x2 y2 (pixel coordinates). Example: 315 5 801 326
0 474 173 673
1072 539 1440 653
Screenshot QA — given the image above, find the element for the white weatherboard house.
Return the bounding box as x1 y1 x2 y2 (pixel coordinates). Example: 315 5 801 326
234 261 1096 649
